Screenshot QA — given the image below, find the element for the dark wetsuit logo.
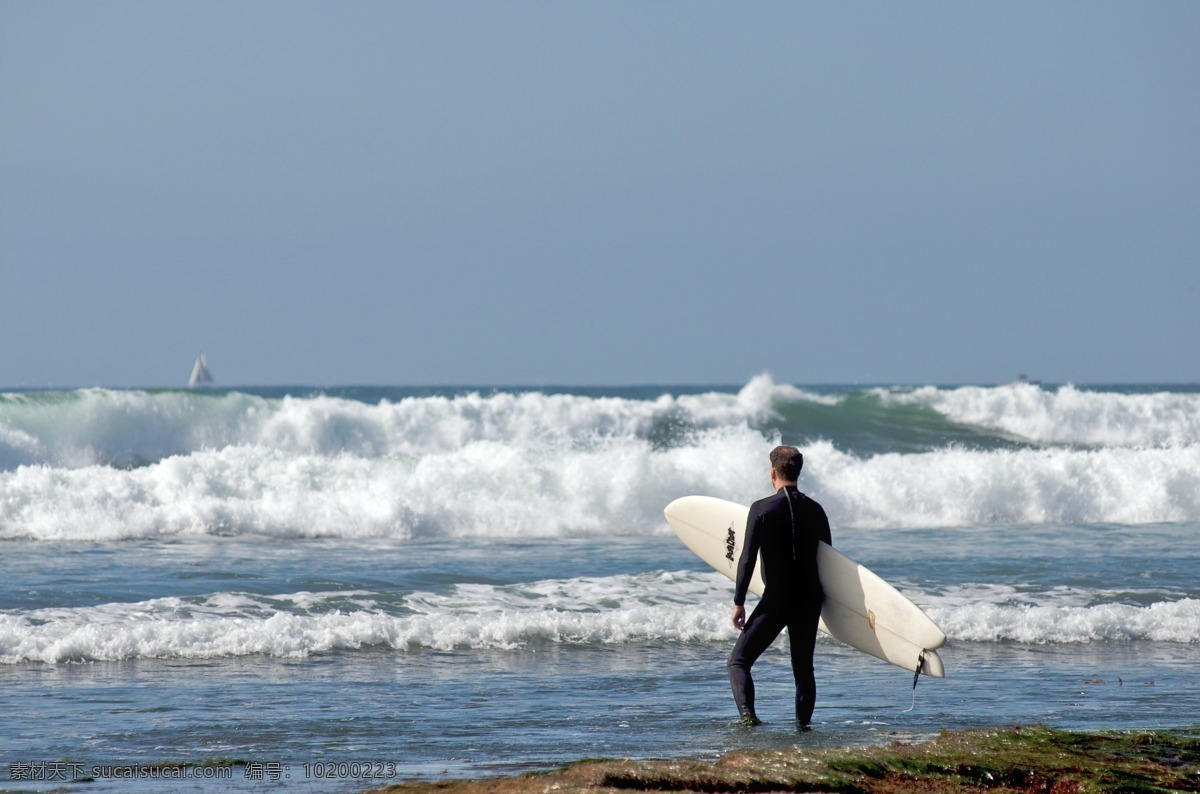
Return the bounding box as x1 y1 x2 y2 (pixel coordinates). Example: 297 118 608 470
725 525 736 562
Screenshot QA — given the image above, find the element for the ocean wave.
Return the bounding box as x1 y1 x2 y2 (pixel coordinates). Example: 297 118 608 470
4 379 1200 541
4 571 1193 664
0 379 796 470
0 572 732 663
0 430 769 541
880 383 1200 448
931 598 1200 644
918 584 1200 643
3 433 1200 540
811 440 1200 528
4 381 1199 476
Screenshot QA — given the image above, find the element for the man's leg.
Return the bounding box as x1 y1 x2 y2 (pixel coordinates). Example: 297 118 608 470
786 602 822 727
727 602 785 724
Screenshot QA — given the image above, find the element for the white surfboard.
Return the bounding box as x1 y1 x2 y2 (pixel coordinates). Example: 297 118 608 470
664 495 945 678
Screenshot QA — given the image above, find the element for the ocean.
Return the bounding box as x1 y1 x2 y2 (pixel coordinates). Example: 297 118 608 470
2 376 1197 792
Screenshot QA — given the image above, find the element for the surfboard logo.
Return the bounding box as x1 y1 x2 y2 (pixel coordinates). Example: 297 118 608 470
725 525 736 563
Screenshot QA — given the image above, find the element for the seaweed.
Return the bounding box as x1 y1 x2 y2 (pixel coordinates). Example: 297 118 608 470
369 725 1200 793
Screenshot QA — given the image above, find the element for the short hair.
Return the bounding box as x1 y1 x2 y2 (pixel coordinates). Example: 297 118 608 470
769 445 803 481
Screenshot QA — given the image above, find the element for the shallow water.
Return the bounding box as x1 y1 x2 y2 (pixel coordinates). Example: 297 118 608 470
3 382 1198 792
2 530 1197 793
5 641 1195 789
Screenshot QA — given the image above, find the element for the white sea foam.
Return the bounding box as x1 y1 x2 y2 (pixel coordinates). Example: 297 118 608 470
882 383 1200 448
3 571 1193 664
930 598 1200 644
4 379 1200 540
909 583 1200 643
0 428 770 540
4 433 1200 540
0 572 734 664
809 440 1200 528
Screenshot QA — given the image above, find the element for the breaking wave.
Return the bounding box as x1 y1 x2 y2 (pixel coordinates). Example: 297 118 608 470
3 571 1193 664
3 377 1200 540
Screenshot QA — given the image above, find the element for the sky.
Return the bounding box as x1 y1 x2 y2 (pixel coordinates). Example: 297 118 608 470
2 2 1198 388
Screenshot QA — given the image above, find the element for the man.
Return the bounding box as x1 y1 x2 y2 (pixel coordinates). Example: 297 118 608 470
728 445 831 728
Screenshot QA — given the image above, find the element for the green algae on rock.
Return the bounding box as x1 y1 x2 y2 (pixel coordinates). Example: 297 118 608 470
369 725 1200 793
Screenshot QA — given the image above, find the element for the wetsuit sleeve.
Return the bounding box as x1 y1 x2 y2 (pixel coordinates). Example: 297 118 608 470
815 501 832 547
734 505 764 606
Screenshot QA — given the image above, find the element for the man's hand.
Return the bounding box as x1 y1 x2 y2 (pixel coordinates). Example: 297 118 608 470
731 604 746 630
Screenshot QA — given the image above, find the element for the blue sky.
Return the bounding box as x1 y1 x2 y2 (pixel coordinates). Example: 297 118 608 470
2 2 1197 388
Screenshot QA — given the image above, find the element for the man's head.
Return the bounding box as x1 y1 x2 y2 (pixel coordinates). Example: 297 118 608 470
769 445 803 484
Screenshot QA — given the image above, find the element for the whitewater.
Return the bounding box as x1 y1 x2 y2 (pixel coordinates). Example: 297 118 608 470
3 377 1200 541
2 377 1197 790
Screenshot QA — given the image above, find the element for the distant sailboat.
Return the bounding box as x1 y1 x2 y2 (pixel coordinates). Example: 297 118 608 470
188 353 213 387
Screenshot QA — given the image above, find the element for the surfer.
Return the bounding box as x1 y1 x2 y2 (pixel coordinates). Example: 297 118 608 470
728 445 831 728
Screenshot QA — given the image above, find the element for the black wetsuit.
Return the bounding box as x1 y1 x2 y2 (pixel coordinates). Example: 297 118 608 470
728 485 831 725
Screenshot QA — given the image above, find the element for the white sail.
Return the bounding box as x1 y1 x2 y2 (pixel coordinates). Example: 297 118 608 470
188 353 213 387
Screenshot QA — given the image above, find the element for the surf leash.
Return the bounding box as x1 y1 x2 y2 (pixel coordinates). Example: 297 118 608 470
902 650 928 713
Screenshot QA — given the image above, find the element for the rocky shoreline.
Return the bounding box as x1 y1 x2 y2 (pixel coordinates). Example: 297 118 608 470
369 725 1198 793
